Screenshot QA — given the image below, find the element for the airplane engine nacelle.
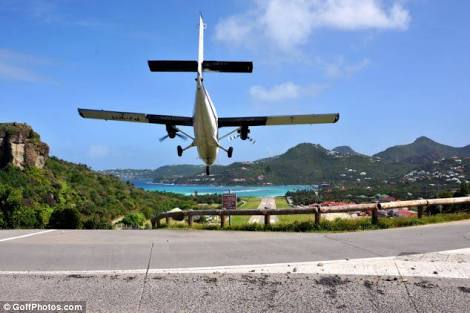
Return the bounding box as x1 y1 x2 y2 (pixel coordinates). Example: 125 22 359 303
165 124 178 138
239 126 250 140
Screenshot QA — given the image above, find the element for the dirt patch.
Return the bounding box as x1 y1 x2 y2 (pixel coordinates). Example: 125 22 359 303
316 275 351 287
316 275 351 299
414 281 438 289
66 274 94 279
203 276 218 284
364 280 374 289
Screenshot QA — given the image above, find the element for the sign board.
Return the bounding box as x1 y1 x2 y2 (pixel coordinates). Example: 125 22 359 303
222 193 237 210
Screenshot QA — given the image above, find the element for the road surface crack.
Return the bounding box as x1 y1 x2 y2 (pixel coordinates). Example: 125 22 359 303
138 242 154 312
393 261 419 313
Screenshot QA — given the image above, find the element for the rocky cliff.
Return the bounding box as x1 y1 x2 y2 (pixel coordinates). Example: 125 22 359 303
0 123 49 169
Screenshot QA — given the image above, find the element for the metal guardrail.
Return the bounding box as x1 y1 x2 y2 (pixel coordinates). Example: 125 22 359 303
154 196 470 228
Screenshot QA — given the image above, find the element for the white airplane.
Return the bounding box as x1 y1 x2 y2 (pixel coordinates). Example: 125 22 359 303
78 16 339 175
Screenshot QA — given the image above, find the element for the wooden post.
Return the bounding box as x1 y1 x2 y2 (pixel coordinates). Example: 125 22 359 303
188 212 193 227
371 203 379 225
165 216 170 226
314 207 321 226
220 212 225 228
418 206 424 219
264 214 270 227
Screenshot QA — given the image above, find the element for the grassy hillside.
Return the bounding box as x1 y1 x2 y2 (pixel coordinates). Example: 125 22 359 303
106 137 470 187
0 157 195 229
374 136 470 164
127 143 412 185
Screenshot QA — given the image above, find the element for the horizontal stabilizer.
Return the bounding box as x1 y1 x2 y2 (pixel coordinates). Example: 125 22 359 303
203 61 253 73
147 60 253 73
148 60 198 72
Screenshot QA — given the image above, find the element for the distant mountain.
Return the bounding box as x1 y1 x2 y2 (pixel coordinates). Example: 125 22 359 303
105 136 469 186
332 146 365 156
374 136 470 165
109 143 410 185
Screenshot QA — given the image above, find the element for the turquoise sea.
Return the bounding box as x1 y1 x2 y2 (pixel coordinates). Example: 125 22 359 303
133 181 314 197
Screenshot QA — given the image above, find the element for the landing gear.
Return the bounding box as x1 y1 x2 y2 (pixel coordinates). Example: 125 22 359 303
206 166 210 175
177 143 195 157
217 145 234 158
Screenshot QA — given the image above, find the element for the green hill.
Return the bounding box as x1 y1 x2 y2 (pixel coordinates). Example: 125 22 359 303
107 137 470 186
374 136 470 164
115 143 412 185
332 146 365 156
0 123 194 229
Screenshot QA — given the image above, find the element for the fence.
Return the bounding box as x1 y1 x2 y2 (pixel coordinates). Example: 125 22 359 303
153 196 470 229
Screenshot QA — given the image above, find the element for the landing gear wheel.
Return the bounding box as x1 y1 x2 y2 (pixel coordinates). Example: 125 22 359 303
177 145 183 157
227 146 233 158
206 166 210 176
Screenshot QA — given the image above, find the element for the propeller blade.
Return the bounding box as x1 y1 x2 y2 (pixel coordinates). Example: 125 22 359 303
176 133 187 140
159 134 169 142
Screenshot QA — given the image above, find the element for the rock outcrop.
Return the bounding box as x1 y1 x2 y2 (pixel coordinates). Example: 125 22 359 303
0 123 49 169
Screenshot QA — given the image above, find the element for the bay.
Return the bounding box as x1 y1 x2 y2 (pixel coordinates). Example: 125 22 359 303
133 181 314 197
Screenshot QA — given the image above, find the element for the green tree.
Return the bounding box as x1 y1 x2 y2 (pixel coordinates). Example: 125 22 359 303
454 182 469 197
82 216 112 229
0 211 5 228
122 212 145 229
48 208 81 229
0 186 26 228
11 207 38 228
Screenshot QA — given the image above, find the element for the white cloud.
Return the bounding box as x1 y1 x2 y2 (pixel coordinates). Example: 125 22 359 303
215 0 411 51
250 82 326 102
319 57 370 78
88 145 110 159
0 49 53 83
215 15 254 46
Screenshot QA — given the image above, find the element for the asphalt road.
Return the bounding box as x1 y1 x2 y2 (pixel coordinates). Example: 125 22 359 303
1 220 470 271
0 221 469 312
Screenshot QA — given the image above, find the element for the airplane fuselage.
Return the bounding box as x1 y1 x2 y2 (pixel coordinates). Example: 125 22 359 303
193 77 218 166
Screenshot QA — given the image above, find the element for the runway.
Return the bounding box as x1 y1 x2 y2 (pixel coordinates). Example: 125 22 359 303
0 221 469 312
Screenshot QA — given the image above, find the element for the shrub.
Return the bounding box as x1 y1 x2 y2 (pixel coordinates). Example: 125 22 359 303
122 212 146 229
48 208 81 229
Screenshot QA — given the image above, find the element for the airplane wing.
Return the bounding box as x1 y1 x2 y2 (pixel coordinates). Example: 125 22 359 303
218 113 339 128
78 108 193 126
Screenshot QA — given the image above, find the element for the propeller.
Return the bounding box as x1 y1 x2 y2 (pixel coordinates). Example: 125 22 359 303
159 132 187 142
229 134 255 144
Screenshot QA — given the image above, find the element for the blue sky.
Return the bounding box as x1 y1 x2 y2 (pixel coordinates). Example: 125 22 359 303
1 0 469 169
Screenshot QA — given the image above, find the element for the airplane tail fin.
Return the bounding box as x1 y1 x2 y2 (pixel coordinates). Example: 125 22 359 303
198 14 204 77
147 15 253 74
